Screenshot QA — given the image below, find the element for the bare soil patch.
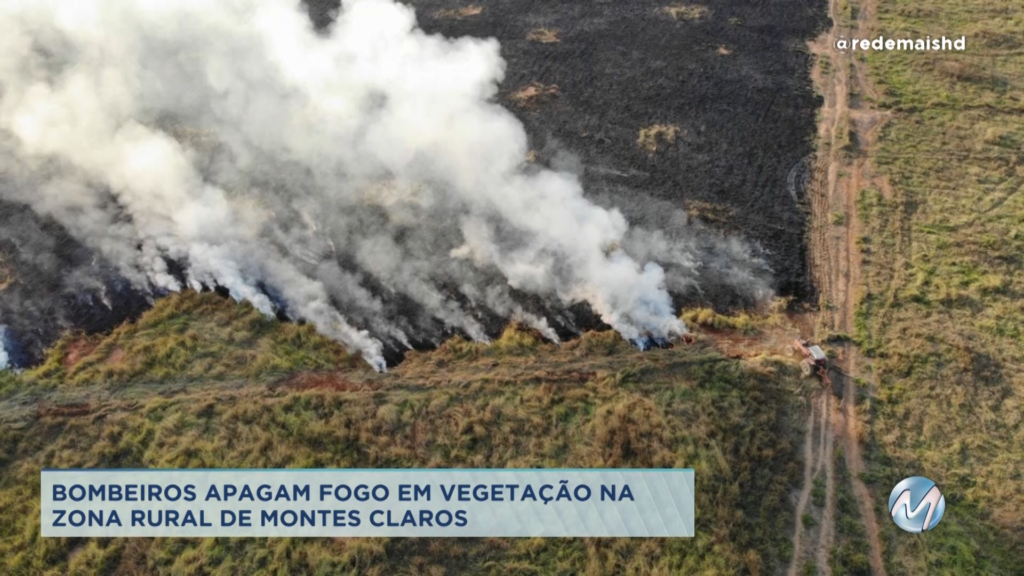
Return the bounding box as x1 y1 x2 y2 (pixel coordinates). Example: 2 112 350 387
62 338 99 368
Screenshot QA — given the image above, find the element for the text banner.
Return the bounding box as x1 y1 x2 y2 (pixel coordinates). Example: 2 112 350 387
41 469 694 537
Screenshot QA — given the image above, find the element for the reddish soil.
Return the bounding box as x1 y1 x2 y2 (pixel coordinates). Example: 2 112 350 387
105 346 126 366
62 338 99 368
791 0 887 572
37 403 92 419
693 321 807 360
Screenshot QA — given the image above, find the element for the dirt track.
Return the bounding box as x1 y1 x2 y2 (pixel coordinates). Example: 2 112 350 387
788 0 888 573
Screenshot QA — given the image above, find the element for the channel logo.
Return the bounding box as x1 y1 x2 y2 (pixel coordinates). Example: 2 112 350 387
888 476 945 533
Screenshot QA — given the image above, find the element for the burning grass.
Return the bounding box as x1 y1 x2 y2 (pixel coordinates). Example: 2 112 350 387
0 293 814 574
850 0 1024 570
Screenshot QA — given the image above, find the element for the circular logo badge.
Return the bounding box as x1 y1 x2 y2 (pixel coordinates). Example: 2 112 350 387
888 476 945 533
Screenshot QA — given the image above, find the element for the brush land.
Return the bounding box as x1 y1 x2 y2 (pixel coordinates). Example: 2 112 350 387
1 0 1020 573
0 291 816 575
817 0 1024 572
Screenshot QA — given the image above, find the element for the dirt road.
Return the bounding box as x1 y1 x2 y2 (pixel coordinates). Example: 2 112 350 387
788 0 888 573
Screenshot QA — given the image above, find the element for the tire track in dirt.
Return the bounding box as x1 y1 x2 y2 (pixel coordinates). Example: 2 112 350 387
788 394 819 576
815 391 828 477
815 391 837 572
795 0 888 571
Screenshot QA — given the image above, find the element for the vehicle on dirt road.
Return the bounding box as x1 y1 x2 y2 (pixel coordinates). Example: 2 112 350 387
786 338 831 386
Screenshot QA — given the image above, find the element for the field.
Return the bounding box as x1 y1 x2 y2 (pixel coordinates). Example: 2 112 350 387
837 0 1023 571
0 292 814 575
3 0 1021 573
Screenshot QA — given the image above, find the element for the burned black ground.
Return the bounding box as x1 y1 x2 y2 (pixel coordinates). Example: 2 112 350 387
1 0 828 365
310 0 828 299
0 204 150 365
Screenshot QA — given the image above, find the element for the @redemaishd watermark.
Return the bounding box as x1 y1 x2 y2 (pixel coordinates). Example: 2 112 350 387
834 35 966 52
889 476 945 533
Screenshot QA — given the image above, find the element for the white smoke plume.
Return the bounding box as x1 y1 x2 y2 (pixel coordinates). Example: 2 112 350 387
0 325 10 370
0 0 770 370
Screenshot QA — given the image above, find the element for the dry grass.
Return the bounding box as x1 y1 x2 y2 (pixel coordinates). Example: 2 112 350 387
526 28 560 44
0 295 814 574
637 124 680 153
509 82 560 108
660 4 710 21
434 5 483 19
682 308 759 333
685 199 735 226
26 291 360 386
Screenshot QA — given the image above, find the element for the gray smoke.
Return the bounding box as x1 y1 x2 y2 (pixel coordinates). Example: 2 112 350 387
0 0 771 370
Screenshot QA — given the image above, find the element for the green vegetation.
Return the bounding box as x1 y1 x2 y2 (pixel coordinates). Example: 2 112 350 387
854 0 1023 571
811 476 826 508
0 370 21 399
681 307 760 333
0 294 813 575
26 291 361 388
829 451 871 576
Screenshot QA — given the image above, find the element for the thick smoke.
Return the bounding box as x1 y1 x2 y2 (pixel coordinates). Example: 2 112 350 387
0 0 771 370
0 201 151 365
